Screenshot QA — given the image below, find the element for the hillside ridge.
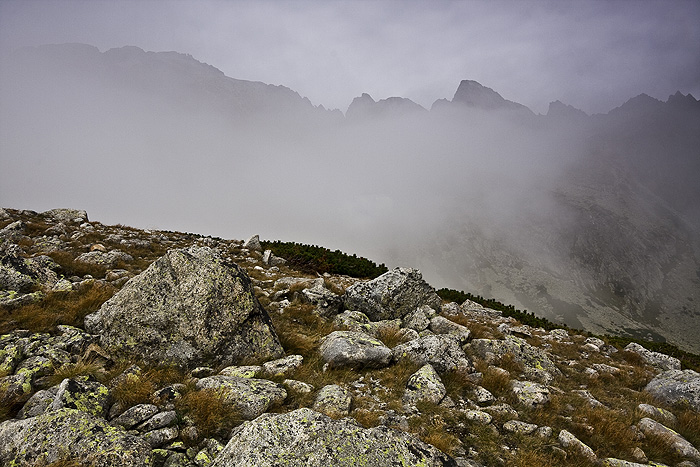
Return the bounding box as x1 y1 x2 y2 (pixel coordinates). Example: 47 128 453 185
1 207 699 467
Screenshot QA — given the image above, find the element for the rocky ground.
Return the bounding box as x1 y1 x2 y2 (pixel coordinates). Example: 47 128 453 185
0 207 699 467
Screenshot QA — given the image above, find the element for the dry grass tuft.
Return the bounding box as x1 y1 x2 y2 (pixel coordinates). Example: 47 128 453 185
376 326 405 348
109 365 186 409
0 282 115 334
45 360 105 388
175 388 241 441
47 251 107 279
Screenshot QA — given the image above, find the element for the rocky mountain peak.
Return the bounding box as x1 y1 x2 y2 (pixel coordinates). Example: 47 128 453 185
451 79 533 114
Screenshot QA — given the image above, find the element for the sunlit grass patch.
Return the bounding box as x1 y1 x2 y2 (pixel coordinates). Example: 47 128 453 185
175 387 242 441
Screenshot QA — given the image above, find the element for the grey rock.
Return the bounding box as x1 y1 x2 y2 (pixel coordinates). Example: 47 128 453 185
0 221 24 242
301 283 343 317
262 249 286 267
1 242 59 292
0 408 152 466
600 459 648 467
262 354 303 377
462 409 493 425
0 373 32 406
196 375 287 420
637 403 677 426
320 330 392 369
402 307 431 332
644 369 700 411
473 385 494 406
85 246 283 369
637 417 700 461
136 410 177 432
210 407 457 466
403 364 446 405
467 335 559 384
17 386 59 418
558 429 597 463
75 249 133 268
511 380 550 408
42 208 88 223
502 420 538 434
392 334 472 374
429 316 471 344
313 384 352 418
243 235 262 251
111 403 159 429
218 365 262 378
143 426 179 448
48 376 110 418
343 267 442 321
624 342 681 371
282 379 315 393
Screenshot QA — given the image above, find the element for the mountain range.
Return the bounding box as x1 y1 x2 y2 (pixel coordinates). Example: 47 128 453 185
1 44 699 352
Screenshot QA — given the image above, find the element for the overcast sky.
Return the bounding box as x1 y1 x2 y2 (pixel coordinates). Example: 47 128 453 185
1 0 699 115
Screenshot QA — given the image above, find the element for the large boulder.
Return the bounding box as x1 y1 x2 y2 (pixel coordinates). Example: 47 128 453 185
210 407 457 466
343 267 442 321
84 246 284 369
0 408 153 466
644 369 700 411
624 343 681 371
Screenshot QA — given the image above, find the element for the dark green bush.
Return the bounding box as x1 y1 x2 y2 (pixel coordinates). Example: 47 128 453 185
260 241 388 279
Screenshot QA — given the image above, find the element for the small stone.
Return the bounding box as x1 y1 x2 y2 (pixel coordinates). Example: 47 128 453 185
136 410 177 432
111 403 159 429
262 354 303 377
463 409 493 425
558 429 597 463
218 365 262 378
502 420 538 434
143 426 179 448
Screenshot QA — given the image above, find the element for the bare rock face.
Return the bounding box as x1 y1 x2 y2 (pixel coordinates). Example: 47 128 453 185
343 267 442 321
644 369 700 411
84 246 283 369
210 408 457 467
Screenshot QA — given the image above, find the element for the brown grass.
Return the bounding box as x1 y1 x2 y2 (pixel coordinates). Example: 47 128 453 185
175 388 241 441
44 360 105 388
0 282 115 334
475 360 512 398
376 326 405 348
109 365 186 409
47 251 107 279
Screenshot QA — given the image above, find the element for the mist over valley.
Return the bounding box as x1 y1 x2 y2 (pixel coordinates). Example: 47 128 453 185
1 43 699 352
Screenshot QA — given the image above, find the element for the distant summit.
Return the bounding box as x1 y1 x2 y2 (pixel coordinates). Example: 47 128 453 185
546 100 587 119
346 93 426 119
449 79 533 114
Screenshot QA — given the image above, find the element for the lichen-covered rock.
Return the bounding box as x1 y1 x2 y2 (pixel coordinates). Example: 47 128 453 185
111 403 159 429
463 409 493 425
644 369 700 411
467 335 560 384
242 235 262 251
624 342 681 371
0 408 153 466
403 364 446 405
218 365 262 378
75 249 134 267
401 306 432 332
313 384 352 418
300 282 344 317
195 375 287 420
0 242 59 292
320 331 392 369
392 334 472 374
48 376 110 418
429 316 471 344
637 403 677 426
84 246 284 369
262 354 303 377
637 417 700 462
42 208 89 223
502 420 538 434
210 407 457 466
558 429 597 463
136 410 177 432
511 380 550 408
343 267 442 321
17 386 59 418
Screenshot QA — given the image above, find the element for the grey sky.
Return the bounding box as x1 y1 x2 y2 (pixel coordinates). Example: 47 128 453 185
1 0 698 115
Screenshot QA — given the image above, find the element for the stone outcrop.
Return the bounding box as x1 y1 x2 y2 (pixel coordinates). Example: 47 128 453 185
210 408 457 466
84 246 284 368
320 330 392 369
393 334 472 374
195 375 287 420
0 408 153 466
343 267 442 321
644 369 700 411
